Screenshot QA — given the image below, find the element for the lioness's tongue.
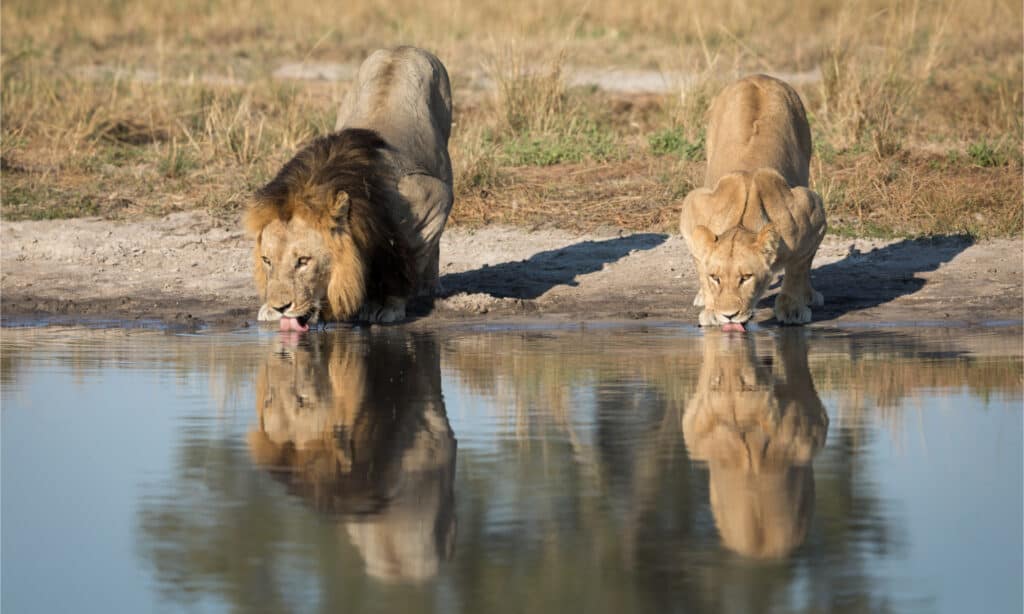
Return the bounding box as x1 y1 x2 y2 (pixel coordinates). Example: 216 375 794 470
279 317 309 332
722 322 746 333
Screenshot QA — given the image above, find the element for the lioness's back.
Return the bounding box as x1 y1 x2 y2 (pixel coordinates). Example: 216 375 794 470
705 75 812 188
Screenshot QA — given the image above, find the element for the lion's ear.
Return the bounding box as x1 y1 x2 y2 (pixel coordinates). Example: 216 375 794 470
243 197 277 238
691 225 718 260
332 191 351 221
755 224 781 264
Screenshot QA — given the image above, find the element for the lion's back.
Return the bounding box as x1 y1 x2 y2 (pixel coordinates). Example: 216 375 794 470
705 74 812 188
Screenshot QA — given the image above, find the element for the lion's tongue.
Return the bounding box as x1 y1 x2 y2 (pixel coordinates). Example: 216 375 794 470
722 322 746 333
279 317 309 332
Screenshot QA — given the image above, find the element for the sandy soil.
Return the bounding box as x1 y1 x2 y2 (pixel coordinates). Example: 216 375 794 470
1 211 1020 330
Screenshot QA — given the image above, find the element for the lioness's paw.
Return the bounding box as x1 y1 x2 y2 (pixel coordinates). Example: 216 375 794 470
810 289 824 307
693 290 706 307
258 303 282 321
774 294 812 325
698 309 717 327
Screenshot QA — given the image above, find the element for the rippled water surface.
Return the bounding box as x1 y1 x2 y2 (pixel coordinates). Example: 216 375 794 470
2 324 1021 614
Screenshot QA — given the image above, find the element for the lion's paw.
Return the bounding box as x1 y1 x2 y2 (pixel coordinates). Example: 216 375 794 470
774 294 812 325
359 300 407 324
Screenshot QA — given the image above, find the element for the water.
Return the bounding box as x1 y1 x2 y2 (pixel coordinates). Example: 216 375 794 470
2 324 1021 614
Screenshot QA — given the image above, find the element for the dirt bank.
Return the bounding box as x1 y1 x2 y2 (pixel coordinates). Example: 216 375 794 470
1 212 1020 330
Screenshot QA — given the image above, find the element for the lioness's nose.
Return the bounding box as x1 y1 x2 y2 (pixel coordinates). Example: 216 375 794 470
722 311 739 320
273 302 292 314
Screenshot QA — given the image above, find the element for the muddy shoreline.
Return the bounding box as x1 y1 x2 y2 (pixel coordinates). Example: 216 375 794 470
2 212 1021 331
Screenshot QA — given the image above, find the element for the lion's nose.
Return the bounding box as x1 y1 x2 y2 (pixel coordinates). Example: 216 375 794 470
273 302 293 314
722 311 740 320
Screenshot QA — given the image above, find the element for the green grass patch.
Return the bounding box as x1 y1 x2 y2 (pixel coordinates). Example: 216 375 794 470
648 128 704 160
503 122 617 166
966 140 1009 168
2 185 102 220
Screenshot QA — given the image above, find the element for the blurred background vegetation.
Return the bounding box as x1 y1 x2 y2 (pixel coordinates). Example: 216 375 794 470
2 0 1021 236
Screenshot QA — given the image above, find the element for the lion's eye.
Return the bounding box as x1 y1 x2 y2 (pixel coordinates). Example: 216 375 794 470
261 256 271 266
740 274 752 283
295 257 311 269
709 275 720 285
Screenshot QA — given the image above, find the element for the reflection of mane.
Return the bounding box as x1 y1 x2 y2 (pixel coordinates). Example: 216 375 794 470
683 331 828 558
247 331 456 582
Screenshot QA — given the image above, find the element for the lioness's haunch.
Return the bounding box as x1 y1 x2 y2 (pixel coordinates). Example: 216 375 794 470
682 331 828 558
679 75 827 327
244 46 453 326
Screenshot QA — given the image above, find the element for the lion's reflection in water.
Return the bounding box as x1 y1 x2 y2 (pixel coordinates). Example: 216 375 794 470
247 331 456 582
683 330 829 559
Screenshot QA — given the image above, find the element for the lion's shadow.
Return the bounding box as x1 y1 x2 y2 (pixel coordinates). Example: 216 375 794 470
438 233 669 300
767 235 975 322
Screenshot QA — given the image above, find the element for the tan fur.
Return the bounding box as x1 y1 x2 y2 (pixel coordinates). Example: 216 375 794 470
336 46 454 297
679 75 827 326
682 332 829 558
247 332 456 582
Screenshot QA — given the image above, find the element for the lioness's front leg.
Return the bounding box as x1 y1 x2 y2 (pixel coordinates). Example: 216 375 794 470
692 258 707 307
774 256 820 324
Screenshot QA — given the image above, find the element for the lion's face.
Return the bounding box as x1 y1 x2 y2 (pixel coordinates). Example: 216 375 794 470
692 225 780 326
256 217 335 327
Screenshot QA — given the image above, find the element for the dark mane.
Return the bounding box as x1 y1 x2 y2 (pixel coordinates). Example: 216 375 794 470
255 128 393 215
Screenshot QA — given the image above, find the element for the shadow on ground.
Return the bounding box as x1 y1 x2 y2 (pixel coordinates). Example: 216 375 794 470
440 234 669 300
794 235 975 322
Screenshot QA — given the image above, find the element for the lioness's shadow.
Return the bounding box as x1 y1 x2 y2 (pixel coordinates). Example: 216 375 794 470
764 235 974 322
439 233 668 300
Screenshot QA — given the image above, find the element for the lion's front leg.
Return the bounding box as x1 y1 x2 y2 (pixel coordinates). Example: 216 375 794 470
774 257 820 325
691 257 707 307
358 296 408 324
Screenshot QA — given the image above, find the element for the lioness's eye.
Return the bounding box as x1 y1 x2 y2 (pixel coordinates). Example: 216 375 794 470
740 274 752 283
295 257 311 269
709 275 720 285
261 256 271 266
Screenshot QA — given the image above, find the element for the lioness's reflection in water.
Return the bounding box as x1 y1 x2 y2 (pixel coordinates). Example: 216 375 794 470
247 331 456 582
683 330 828 559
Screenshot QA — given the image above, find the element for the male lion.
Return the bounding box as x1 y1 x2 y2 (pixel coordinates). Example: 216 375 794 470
679 75 827 328
682 331 828 558
245 46 453 329
247 331 456 582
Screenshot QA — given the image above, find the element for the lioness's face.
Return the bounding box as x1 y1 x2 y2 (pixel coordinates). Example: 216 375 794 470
696 227 778 326
258 218 333 326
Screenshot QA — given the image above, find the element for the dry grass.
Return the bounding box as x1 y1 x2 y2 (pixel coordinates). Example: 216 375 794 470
2 0 1021 237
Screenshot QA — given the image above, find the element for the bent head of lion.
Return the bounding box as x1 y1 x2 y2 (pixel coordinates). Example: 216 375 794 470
691 223 780 327
246 191 365 331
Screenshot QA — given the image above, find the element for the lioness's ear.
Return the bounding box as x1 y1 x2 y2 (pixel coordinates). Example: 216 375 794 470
691 225 718 260
332 191 351 221
755 224 781 264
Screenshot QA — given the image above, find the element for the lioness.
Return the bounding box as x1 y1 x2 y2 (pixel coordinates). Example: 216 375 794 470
245 46 453 329
247 330 456 582
682 331 828 558
679 75 827 328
